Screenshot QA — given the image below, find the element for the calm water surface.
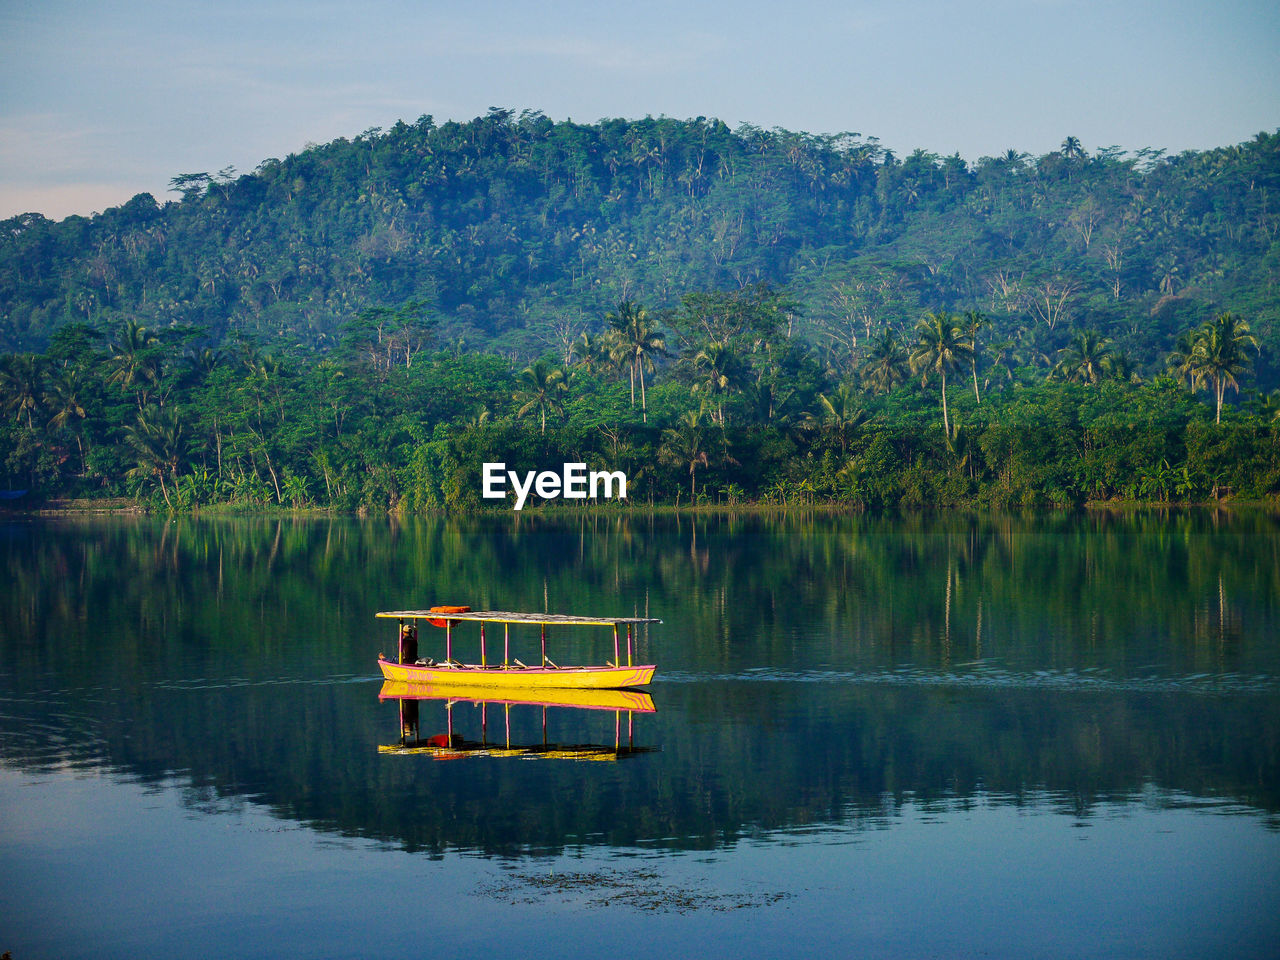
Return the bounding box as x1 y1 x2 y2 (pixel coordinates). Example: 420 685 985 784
1 512 1278 958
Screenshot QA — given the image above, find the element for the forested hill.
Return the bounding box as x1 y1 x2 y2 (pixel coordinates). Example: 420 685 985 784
2 110 1279 379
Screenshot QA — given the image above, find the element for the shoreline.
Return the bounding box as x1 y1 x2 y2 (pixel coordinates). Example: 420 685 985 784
5 497 1276 519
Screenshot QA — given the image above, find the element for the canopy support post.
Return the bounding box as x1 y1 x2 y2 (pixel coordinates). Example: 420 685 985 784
480 623 486 668
613 624 619 664
541 623 547 666
446 620 453 663
504 623 509 667
626 624 633 667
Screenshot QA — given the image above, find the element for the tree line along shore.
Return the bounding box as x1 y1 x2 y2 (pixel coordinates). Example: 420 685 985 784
1 291 1275 513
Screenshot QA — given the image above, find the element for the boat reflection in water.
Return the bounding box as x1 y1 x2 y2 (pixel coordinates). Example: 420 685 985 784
378 681 657 762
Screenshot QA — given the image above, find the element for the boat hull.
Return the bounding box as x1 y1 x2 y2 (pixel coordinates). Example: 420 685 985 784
377 657 655 689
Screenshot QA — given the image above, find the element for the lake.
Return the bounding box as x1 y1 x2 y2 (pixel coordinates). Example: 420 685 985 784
2 511 1278 959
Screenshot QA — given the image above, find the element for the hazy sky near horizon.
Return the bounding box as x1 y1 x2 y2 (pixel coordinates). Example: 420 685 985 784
2 0 1278 221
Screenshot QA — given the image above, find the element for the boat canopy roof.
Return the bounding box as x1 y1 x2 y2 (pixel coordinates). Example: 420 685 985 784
376 610 661 626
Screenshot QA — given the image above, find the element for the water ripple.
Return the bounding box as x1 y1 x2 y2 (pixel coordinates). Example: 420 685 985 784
152 674 372 691
656 666 1280 695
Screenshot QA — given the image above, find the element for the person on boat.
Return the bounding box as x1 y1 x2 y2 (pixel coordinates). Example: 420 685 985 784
399 623 418 665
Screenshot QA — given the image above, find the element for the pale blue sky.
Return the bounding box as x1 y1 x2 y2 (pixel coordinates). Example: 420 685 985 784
2 0 1278 220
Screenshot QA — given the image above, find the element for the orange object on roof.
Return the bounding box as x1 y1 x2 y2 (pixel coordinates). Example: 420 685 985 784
427 604 471 628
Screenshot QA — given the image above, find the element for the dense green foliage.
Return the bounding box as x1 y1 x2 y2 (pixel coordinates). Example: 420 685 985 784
1 112 1278 508
1 304 1277 509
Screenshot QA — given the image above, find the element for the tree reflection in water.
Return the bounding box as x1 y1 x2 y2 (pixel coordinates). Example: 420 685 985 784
0 510 1277 856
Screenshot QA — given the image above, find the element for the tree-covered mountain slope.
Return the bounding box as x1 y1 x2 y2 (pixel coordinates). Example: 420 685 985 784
3 112 1280 510
3 110 1278 379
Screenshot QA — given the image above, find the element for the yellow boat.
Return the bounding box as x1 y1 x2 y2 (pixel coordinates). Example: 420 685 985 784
375 608 659 690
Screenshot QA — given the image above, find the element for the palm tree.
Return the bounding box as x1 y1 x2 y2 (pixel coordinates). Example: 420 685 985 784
688 340 744 425
569 332 610 373
514 359 567 435
814 383 868 457
658 409 710 503
745 377 805 432
187 346 224 381
1246 389 1280 423
47 366 88 473
1109 351 1141 385
859 331 908 395
962 309 988 403
1165 330 1198 388
909 311 973 435
1187 312 1259 423
240 350 289 468
461 405 492 431
124 405 185 509
946 418 975 479
0 354 45 429
1052 330 1116 385
605 300 668 422
105 318 161 408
